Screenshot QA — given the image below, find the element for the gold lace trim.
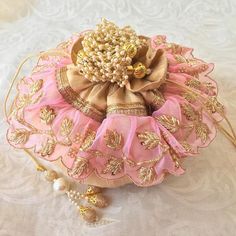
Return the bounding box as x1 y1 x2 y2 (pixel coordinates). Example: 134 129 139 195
56 67 105 122
106 102 147 116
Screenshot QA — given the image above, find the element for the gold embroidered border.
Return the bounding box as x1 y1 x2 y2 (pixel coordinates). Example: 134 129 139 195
106 102 147 116
56 67 105 122
56 67 148 119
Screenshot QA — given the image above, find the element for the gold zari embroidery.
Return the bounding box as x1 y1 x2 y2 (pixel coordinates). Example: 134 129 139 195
155 115 180 133
138 166 156 184
137 131 161 150
104 129 123 150
103 157 123 175
68 157 89 177
40 106 56 124
60 117 73 137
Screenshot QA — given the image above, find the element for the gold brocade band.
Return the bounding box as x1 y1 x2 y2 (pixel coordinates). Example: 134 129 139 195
56 67 148 121
106 103 148 116
56 67 106 122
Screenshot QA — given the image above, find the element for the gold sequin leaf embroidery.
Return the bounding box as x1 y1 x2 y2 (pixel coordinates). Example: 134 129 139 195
205 96 224 115
182 91 198 103
68 158 89 177
16 94 32 109
60 118 73 137
8 129 30 145
103 157 123 175
180 141 193 153
174 54 187 63
104 129 123 150
80 129 96 151
185 79 201 90
139 166 156 184
39 139 56 157
137 131 161 150
39 106 56 125
174 55 198 66
155 115 180 133
30 79 43 94
195 122 210 144
152 90 165 107
181 103 199 121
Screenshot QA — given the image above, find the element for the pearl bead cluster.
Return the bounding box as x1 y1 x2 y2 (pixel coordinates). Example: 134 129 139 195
76 18 146 87
67 189 82 206
43 169 108 223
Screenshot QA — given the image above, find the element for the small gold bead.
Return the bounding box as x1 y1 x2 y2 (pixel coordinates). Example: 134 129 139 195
44 169 58 182
133 62 147 79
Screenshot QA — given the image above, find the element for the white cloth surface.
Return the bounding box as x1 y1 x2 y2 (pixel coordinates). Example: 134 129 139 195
0 0 236 235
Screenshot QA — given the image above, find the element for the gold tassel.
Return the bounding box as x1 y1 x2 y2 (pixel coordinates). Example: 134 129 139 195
79 206 97 223
85 185 102 195
85 193 109 208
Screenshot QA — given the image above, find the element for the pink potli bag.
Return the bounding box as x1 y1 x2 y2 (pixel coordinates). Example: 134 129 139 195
5 19 236 223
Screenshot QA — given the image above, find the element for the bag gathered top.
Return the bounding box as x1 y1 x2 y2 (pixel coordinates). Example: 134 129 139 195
5 19 236 223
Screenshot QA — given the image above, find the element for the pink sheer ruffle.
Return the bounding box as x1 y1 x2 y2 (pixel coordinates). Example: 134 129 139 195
7 34 223 187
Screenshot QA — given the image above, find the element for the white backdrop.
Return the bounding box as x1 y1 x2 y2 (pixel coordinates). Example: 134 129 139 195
0 0 236 235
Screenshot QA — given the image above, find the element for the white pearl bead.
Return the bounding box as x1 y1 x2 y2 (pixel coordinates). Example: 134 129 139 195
53 178 69 194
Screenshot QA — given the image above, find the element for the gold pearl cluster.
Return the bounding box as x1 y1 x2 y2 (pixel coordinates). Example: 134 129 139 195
43 168 109 223
76 18 147 87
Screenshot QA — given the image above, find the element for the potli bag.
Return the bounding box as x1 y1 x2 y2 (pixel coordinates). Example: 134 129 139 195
5 19 236 223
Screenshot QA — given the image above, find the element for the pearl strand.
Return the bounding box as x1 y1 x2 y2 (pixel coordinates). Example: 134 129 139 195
76 18 146 87
43 169 108 223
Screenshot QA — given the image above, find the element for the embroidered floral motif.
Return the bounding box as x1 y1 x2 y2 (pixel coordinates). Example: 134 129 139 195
68 147 79 159
137 131 161 150
30 79 43 94
68 157 89 177
195 122 210 144
60 118 73 137
202 82 216 95
166 43 182 54
8 129 30 145
182 91 198 103
174 55 198 66
185 79 201 89
104 129 123 150
16 94 32 109
103 157 123 175
80 129 96 151
181 103 199 121
39 139 56 157
138 166 156 184
205 96 224 115
73 133 83 144
180 141 193 153
39 106 56 124
155 115 180 133
152 90 165 108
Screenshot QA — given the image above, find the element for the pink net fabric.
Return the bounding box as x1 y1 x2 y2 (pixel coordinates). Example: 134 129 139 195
7 34 223 187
